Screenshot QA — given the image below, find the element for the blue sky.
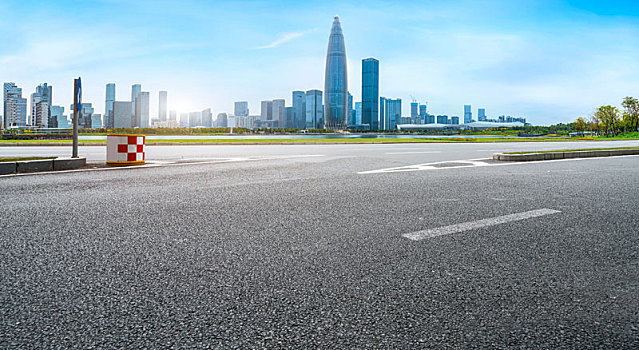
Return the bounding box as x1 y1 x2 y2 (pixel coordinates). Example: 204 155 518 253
1 0 638 125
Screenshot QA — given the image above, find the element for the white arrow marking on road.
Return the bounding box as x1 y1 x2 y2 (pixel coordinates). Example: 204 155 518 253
403 208 561 241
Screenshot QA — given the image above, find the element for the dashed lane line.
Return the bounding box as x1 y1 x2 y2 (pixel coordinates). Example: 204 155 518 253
403 208 562 241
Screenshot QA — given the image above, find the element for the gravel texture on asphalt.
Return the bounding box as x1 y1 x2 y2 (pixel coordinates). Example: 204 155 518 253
1 144 638 348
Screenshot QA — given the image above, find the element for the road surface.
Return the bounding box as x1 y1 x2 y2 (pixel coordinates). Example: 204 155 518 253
1 141 638 348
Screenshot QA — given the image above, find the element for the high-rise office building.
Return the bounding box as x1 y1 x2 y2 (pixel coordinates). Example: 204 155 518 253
179 113 189 127
437 115 449 124
362 58 379 129
189 111 201 127
31 83 52 127
135 92 150 128
385 98 402 130
355 102 362 126
70 103 94 129
324 16 348 129
379 97 386 130
169 110 177 121
3 82 27 128
91 114 102 129
285 107 293 128
451 116 460 125
464 105 472 124
201 108 212 127
105 83 115 128
419 104 427 123
113 101 133 128
272 99 286 128
234 101 249 117
51 105 66 128
292 91 306 129
131 84 141 116
159 91 167 121
305 90 323 129
260 100 273 121
411 102 419 123
216 113 228 128
478 108 486 121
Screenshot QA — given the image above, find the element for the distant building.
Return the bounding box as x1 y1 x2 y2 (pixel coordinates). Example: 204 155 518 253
31 83 52 127
383 98 401 130
113 101 133 128
464 105 472 124
260 100 273 121
189 111 201 127
3 82 27 128
355 102 362 127
169 110 177 121
437 115 449 124
131 84 141 116
379 97 386 130
234 101 249 117
91 113 102 129
272 99 286 128
305 89 323 129
70 103 94 129
179 113 189 127
478 108 486 121
292 91 306 129
135 92 150 128
362 58 379 130
201 108 213 127
410 102 419 123
159 91 167 121
324 16 348 129
347 92 354 127
105 83 115 128
419 104 427 119
451 116 459 125
285 107 293 128
216 113 228 128
51 105 67 128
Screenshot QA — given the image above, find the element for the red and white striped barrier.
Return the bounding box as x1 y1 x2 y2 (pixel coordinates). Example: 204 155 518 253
106 134 146 165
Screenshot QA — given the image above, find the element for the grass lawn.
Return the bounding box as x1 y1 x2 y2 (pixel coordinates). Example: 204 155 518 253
0 156 57 162
505 146 639 154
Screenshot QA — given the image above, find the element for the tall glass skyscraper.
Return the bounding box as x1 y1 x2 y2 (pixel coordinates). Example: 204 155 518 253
362 58 379 130
324 16 348 130
105 83 115 128
159 91 167 121
305 90 323 129
292 91 306 129
464 104 472 124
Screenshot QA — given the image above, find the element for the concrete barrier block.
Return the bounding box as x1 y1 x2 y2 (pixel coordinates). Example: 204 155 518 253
16 159 54 173
493 153 501 160
53 157 86 171
0 162 17 175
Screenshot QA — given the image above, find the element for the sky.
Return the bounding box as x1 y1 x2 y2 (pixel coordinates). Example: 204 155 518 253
1 0 638 125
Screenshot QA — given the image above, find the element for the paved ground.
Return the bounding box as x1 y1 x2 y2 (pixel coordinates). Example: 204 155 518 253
1 141 638 348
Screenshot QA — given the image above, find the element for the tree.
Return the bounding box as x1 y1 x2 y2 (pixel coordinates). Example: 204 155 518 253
622 96 639 132
574 117 587 133
594 105 620 136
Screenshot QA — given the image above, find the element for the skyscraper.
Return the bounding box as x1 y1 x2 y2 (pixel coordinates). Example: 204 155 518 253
70 103 94 129
260 100 273 121
355 102 362 126
234 101 249 117
305 89 323 129
3 83 27 128
379 97 386 130
324 16 348 129
31 83 52 127
361 58 379 130
464 105 472 124
384 98 401 130
202 108 212 127
292 91 306 129
113 101 133 128
189 111 201 127
410 102 419 123
272 99 286 128
159 91 167 121
285 107 293 128
105 83 115 128
131 84 141 117
478 108 486 121
135 92 150 128
51 106 67 128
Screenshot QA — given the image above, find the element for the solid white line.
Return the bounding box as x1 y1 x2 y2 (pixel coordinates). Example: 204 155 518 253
385 151 441 155
403 208 561 241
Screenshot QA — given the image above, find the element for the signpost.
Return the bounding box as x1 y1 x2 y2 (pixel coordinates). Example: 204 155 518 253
72 77 81 158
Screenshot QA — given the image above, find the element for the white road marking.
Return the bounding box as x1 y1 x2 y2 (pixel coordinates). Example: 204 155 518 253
0 155 325 177
385 151 441 155
403 208 561 241
359 154 639 174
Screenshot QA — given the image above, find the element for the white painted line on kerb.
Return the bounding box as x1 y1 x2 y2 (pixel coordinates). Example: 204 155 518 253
403 208 561 241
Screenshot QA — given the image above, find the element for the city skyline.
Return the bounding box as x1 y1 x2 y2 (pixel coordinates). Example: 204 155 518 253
1 1 638 125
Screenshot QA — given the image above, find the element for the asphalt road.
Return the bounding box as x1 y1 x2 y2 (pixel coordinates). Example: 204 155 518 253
1 142 638 348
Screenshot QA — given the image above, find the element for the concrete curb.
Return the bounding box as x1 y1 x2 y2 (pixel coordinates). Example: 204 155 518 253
493 149 639 161
0 157 86 175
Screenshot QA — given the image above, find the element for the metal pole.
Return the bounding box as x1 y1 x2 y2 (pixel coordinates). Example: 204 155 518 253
73 78 79 158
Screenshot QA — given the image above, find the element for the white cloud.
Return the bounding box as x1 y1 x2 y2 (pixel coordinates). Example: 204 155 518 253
253 29 315 50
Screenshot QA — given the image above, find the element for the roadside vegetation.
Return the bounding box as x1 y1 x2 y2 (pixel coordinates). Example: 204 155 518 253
574 96 639 137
